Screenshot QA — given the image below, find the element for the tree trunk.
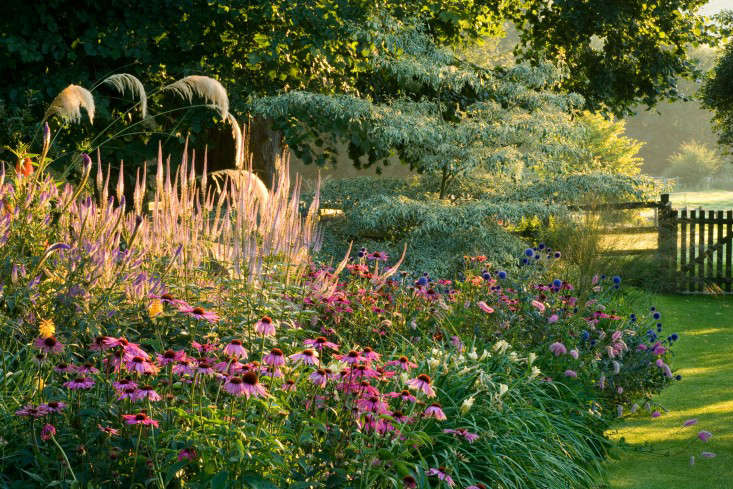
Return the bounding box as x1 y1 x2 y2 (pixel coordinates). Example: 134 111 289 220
248 116 282 187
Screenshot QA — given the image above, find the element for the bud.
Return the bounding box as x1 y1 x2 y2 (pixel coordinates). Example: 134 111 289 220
428 357 440 369
80 153 92 175
527 352 537 365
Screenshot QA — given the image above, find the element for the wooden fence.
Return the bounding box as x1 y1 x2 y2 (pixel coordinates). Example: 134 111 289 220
577 194 733 293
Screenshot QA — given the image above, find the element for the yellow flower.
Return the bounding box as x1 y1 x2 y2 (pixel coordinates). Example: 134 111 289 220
148 299 163 318
36 377 45 390
38 319 55 338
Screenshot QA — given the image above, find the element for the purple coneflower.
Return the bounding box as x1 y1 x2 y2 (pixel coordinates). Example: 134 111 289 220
172 359 194 376
98 424 120 436
698 431 713 442
443 428 479 443
157 349 185 366
126 356 158 375
255 316 276 336
40 401 66 414
34 336 63 354
360 347 381 363
683 418 698 427
368 251 389 262
178 448 197 461
402 475 417 489
180 305 220 323
701 451 716 458
40 424 56 441
335 350 363 364
387 356 417 371
263 348 286 367
223 339 248 359
195 359 216 376
426 467 454 487
32 353 46 365
304 336 339 351
407 374 436 397
113 378 138 392
77 362 100 374
564 369 578 378
386 389 418 403
64 376 95 390
357 395 389 414
54 362 76 374
391 410 411 423
309 369 333 388
134 385 161 402
89 335 116 351
424 403 447 421
240 371 269 399
192 341 219 353
223 376 247 396
15 404 49 417
117 386 139 401
289 349 319 365
282 379 297 392
122 413 159 428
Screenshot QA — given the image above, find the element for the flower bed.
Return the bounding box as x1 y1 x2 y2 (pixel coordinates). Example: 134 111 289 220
0 148 685 488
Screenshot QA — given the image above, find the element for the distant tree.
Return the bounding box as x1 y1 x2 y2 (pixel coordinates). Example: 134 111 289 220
702 10 733 156
664 140 723 188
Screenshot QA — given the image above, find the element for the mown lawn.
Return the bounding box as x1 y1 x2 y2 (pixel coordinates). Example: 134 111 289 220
603 294 733 489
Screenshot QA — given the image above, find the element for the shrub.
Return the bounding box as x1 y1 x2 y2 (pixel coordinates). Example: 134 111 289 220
664 140 723 189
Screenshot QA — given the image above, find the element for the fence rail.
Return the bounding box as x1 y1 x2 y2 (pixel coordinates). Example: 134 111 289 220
578 194 733 293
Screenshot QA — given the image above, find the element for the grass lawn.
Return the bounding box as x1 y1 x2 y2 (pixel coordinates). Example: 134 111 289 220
603 294 733 489
670 191 733 210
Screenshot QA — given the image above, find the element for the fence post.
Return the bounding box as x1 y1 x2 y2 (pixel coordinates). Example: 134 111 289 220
657 194 677 291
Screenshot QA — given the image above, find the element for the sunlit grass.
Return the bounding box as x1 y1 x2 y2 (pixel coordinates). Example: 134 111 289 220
603 295 733 489
670 191 733 210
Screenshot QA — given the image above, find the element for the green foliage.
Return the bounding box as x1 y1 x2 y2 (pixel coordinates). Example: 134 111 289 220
0 0 720 174
702 12 733 155
568 112 644 176
313 169 659 277
664 140 723 188
513 0 718 116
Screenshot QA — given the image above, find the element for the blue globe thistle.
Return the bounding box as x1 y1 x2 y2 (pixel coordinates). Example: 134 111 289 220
657 323 663 332
675 375 682 381
554 251 561 258
613 284 620 289
552 279 563 288
573 307 578 313
521 258 530 265
601 274 607 280
650 306 656 312
482 271 491 281
524 248 534 257
612 276 622 284
498 271 507 280
630 313 637 321
590 339 597 347
670 333 679 341
538 243 546 250
358 247 367 258
581 330 590 341
535 254 541 260
416 276 429 287
653 312 661 320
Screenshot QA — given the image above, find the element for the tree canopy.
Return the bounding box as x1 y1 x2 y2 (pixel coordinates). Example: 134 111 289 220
0 0 718 165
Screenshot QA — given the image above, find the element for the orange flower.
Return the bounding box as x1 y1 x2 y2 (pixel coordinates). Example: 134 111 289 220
16 158 34 177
